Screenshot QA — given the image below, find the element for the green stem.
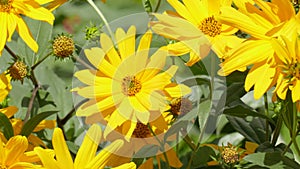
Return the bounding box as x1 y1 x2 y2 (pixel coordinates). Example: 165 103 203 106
86 0 115 42
264 93 270 141
154 0 162 12
271 113 283 146
4 45 18 60
281 140 293 156
147 123 171 169
72 56 95 70
31 52 51 70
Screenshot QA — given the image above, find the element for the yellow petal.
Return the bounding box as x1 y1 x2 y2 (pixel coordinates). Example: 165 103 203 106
84 47 106 69
167 0 198 25
52 128 74 169
138 157 153 169
104 110 128 138
137 30 152 53
292 80 300 102
112 162 136 169
74 124 102 168
100 33 122 67
0 106 18 118
34 147 60 169
116 26 136 60
0 13 8 54
16 16 38 52
33 120 56 132
218 6 269 39
87 140 124 169
5 136 28 166
165 84 191 97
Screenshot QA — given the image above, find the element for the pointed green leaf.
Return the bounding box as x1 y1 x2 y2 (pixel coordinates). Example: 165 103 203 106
20 111 57 137
0 113 14 140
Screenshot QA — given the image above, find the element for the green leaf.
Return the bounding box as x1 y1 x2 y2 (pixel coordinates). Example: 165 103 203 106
143 0 152 12
20 111 57 137
225 82 246 105
0 113 14 140
164 120 188 142
66 140 80 155
226 116 270 144
223 102 275 125
192 146 216 168
133 144 160 158
243 152 300 169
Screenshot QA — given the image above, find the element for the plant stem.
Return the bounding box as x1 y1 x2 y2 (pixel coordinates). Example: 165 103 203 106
264 93 270 141
271 113 283 146
72 56 95 70
4 45 18 60
31 52 52 70
24 85 40 123
86 0 115 42
147 123 171 169
154 0 162 12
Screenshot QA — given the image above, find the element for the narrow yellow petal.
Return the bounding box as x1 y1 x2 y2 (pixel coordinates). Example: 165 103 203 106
33 120 56 132
0 13 8 54
137 30 152 53
52 128 74 169
165 84 191 97
34 147 60 169
5 136 28 166
16 16 38 52
112 162 136 169
100 33 122 67
0 106 18 118
87 140 124 169
74 124 102 169
167 0 198 25
84 47 106 69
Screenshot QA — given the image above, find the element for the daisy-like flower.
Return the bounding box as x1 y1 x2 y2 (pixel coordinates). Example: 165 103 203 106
272 33 300 102
34 124 136 169
0 0 56 55
0 135 40 168
0 72 11 102
73 26 191 139
218 0 300 99
0 105 56 151
150 0 239 66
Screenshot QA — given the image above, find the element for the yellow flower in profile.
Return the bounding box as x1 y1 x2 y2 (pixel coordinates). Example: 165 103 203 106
0 135 40 168
218 0 300 99
218 0 300 40
34 124 136 169
73 26 191 139
150 0 239 66
0 72 11 102
272 34 300 102
46 0 67 11
0 106 56 151
0 0 56 54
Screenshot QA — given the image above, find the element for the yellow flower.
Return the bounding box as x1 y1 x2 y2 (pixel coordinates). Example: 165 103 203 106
218 0 300 99
73 26 191 139
272 34 300 102
150 0 238 66
218 0 300 39
0 135 41 168
0 72 11 102
0 0 56 54
0 106 56 151
34 124 136 169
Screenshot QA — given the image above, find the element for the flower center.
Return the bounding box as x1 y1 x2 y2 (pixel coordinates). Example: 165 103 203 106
170 97 193 116
121 76 142 96
221 147 239 164
132 122 150 138
0 0 12 12
0 165 8 169
199 16 222 37
284 61 300 80
52 35 75 58
9 61 27 82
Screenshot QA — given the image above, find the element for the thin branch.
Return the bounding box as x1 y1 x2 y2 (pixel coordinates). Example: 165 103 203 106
4 45 18 60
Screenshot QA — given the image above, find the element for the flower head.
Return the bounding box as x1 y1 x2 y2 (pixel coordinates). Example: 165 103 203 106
73 26 191 139
52 34 75 59
150 0 239 66
8 60 28 82
0 0 57 55
0 135 40 168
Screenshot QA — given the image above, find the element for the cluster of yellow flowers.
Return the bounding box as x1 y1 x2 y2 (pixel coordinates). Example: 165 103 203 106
1 0 300 168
